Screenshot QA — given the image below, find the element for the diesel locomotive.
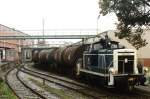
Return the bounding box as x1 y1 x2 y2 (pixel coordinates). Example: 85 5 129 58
32 35 144 90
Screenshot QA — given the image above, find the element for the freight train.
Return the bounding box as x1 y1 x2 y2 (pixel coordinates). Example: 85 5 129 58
32 35 144 91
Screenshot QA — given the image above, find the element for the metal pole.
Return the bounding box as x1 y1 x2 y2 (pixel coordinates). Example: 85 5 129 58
42 19 45 44
97 15 100 35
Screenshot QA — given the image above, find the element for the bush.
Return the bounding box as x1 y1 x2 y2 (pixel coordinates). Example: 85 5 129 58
0 77 3 83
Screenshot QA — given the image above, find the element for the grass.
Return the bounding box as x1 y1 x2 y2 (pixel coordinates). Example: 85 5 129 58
0 81 17 99
29 78 89 99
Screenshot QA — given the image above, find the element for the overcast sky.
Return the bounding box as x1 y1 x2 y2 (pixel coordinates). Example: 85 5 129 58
0 0 118 35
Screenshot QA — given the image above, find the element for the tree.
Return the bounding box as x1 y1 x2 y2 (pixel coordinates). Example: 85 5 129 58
99 0 150 50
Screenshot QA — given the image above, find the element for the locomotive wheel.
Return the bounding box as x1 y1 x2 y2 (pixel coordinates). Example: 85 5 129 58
128 85 134 91
127 80 134 91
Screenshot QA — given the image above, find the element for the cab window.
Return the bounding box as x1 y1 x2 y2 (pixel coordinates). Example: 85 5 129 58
93 43 103 50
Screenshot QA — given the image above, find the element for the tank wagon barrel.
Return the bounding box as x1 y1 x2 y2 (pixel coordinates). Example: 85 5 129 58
53 47 66 65
47 48 58 64
51 45 88 74
32 49 41 63
38 48 58 64
62 45 87 67
39 50 51 64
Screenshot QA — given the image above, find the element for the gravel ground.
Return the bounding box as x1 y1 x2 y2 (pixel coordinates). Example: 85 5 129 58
7 69 42 99
20 70 93 99
24 63 150 99
18 71 59 99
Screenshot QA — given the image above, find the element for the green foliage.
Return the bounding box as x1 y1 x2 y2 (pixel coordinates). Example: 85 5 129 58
99 0 150 49
0 81 17 99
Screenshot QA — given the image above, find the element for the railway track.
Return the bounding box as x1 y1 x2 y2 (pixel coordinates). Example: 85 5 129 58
21 65 113 99
5 68 46 99
133 87 150 97
5 66 150 99
23 64 150 98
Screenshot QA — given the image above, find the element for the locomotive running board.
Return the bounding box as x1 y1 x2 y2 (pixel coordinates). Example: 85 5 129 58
80 69 109 77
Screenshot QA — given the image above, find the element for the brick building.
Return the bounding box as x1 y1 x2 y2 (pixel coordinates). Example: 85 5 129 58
0 24 33 62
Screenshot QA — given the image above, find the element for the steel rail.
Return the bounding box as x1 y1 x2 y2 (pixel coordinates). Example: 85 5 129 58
5 68 20 99
23 66 91 89
17 68 47 99
21 66 108 99
5 68 46 99
23 64 150 98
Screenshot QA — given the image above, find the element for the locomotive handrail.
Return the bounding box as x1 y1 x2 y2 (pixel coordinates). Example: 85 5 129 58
107 61 113 84
108 61 113 71
107 61 113 75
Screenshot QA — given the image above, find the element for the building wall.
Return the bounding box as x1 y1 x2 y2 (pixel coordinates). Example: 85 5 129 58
0 24 33 62
142 58 150 67
107 30 150 67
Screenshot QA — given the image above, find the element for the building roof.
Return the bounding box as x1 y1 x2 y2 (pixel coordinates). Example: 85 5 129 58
0 24 30 36
0 24 33 50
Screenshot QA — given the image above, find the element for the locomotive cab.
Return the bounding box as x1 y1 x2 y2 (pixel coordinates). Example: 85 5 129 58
79 37 143 90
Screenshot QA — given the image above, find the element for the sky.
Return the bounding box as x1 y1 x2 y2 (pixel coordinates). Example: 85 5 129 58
0 0 118 36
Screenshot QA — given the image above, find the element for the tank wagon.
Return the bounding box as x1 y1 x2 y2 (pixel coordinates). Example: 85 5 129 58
53 45 89 74
32 49 41 63
32 36 144 90
38 48 58 64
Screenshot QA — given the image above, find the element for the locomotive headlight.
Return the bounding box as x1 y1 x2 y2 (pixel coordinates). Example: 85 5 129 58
144 67 148 73
124 58 128 63
109 67 117 75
